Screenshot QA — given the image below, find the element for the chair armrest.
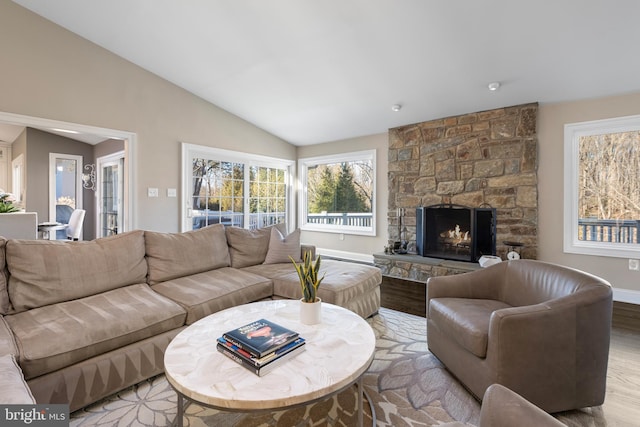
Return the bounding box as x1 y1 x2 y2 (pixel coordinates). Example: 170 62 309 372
479 384 565 427
427 263 507 302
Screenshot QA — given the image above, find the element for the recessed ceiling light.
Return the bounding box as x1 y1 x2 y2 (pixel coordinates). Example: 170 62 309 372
487 82 501 91
391 104 402 112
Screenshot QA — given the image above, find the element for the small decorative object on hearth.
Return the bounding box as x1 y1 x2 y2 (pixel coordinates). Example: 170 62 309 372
0 190 20 213
503 241 524 260
290 251 325 325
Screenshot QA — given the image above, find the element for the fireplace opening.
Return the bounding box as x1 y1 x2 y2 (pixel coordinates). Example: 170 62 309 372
416 204 496 262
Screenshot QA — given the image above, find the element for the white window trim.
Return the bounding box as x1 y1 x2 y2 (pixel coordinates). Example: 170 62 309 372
49 153 83 222
298 149 376 236
181 143 295 232
563 114 640 258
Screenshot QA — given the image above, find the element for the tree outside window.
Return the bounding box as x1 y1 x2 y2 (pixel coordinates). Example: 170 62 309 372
183 144 293 232
300 150 376 236
564 116 640 257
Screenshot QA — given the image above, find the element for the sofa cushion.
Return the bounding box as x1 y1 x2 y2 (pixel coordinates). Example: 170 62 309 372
151 267 273 324
0 354 35 404
429 298 512 358
6 230 147 312
0 237 11 314
145 224 230 285
264 227 301 264
4 283 186 379
225 226 272 268
271 259 381 308
241 262 297 279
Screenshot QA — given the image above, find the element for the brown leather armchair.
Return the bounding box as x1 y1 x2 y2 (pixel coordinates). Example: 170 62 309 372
443 383 566 427
427 259 613 413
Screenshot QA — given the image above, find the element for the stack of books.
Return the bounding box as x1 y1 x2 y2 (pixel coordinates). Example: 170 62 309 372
217 318 305 376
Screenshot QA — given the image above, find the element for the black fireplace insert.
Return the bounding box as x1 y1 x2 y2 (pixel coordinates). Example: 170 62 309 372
416 204 496 262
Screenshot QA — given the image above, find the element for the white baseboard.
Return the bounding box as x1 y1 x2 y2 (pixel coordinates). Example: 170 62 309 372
315 248 373 264
613 288 640 305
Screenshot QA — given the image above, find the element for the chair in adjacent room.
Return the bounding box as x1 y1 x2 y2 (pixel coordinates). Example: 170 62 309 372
66 209 86 241
55 204 74 239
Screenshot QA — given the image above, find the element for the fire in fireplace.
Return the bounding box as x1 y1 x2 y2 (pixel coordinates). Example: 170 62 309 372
416 204 496 262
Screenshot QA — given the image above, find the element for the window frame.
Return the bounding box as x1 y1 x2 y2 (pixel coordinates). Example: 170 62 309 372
181 143 295 232
298 149 376 236
563 114 640 258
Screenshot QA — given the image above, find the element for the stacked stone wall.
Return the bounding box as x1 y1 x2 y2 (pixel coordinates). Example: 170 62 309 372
388 103 538 260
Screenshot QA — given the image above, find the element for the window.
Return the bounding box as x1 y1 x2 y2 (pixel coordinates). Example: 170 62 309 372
299 150 376 236
182 144 294 231
564 115 640 258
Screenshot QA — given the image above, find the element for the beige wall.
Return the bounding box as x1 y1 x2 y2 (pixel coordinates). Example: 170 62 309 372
538 92 640 301
297 133 388 261
0 2 295 233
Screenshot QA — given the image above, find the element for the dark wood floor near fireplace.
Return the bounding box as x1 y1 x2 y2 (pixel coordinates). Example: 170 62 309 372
380 276 426 317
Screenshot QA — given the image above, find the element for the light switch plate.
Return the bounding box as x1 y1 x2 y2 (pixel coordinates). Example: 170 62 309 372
629 259 640 271
148 188 159 197
167 188 177 197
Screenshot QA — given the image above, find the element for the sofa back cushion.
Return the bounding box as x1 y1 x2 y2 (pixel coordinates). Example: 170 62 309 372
226 224 285 268
264 227 302 264
0 238 11 315
145 224 230 285
6 230 148 312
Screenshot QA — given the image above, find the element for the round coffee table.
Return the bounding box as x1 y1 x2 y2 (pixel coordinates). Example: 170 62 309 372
164 299 376 426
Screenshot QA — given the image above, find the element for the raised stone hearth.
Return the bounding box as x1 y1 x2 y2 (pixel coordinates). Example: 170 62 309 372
374 252 480 282
388 103 539 260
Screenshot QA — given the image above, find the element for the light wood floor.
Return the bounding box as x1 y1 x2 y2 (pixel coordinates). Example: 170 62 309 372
602 302 640 427
601 322 640 426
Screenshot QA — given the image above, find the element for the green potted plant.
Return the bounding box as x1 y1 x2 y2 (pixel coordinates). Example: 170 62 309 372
290 251 325 324
0 191 20 213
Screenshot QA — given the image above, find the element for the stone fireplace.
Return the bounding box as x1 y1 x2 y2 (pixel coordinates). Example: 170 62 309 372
384 102 538 275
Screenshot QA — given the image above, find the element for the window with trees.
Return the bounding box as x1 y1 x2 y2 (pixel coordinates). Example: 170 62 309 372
564 115 640 258
182 144 294 232
299 150 376 236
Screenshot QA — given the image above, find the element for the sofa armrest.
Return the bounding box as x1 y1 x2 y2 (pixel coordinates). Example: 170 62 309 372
427 263 507 308
0 316 18 357
0 354 36 404
479 384 565 427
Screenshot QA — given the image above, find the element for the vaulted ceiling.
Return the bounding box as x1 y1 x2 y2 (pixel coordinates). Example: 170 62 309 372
13 0 640 145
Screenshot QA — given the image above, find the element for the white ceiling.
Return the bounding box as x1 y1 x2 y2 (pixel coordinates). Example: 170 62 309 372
12 0 640 146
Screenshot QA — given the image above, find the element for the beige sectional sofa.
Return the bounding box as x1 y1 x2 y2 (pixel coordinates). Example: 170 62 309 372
0 224 381 411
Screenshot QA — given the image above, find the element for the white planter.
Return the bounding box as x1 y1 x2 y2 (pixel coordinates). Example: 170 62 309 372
299 297 322 325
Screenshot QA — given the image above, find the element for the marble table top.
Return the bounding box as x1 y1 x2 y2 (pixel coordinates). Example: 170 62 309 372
164 299 376 410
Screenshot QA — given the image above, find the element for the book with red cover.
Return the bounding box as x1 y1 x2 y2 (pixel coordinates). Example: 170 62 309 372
222 318 299 358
